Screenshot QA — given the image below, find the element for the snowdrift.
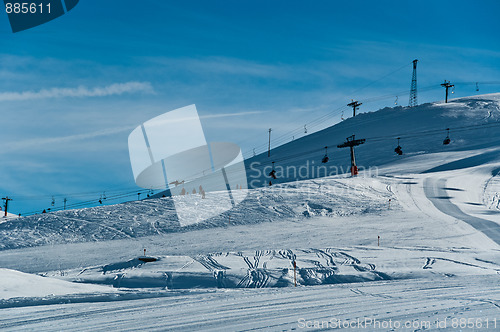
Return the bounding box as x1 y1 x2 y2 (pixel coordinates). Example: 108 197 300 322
43 246 500 290
0 268 114 301
0 178 392 250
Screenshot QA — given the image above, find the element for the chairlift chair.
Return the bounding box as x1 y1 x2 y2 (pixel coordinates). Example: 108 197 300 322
443 128 451 145
269 161 277 179
322 146 329 163
394 137 403 155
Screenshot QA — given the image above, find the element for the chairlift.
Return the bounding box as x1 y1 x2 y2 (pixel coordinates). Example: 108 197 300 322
269 161 277 179
476 82 479 92
394 96 398 105
394 137 403 155
341 110 345 121
451 86 455 94
51 196 55 206
443 128 451 145
304 125 307 134
322 146 329 163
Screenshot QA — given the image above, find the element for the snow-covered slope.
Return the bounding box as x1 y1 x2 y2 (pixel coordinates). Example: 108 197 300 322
4 275 497 331
1 94 500 330
241 93 500 186
2 94 499 250
0 268 115 300
0 177 395 250
0 212 19 224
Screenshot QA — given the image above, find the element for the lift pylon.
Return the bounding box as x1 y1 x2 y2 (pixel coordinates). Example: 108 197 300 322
337 135 366 176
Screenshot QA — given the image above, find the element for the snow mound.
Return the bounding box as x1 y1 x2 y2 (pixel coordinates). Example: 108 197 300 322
0 268 114 301
45 249 391 289
45 245 500 290
0 212 19 224
0 177 392 250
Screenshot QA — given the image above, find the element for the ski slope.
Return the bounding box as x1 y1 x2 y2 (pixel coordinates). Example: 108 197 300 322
1 94 500 331
0 268 115 300
2 275 498 331
240 93 500 187
0 212 18 224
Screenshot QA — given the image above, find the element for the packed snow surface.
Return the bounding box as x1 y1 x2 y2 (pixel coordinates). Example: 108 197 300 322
0 268 114 300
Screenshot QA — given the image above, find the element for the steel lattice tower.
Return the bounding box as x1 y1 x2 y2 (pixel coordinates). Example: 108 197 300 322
409 59 418 107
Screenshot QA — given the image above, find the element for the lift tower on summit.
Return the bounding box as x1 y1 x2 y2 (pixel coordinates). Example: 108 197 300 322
2 196 12 217
441 80 454 103
409 59 418 107
347 100 362 117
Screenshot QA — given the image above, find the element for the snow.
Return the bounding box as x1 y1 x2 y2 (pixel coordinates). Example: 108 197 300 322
1 94 500 330
0 268 115 300
1 275 499 331
0 212 19 224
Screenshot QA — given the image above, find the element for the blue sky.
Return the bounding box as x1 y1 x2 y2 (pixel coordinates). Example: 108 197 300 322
1 0 499 214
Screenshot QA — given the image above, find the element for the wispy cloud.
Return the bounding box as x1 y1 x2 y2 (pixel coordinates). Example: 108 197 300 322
0 81 154 101
2 110 264 153
3 126 135 153
200 110 266 119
